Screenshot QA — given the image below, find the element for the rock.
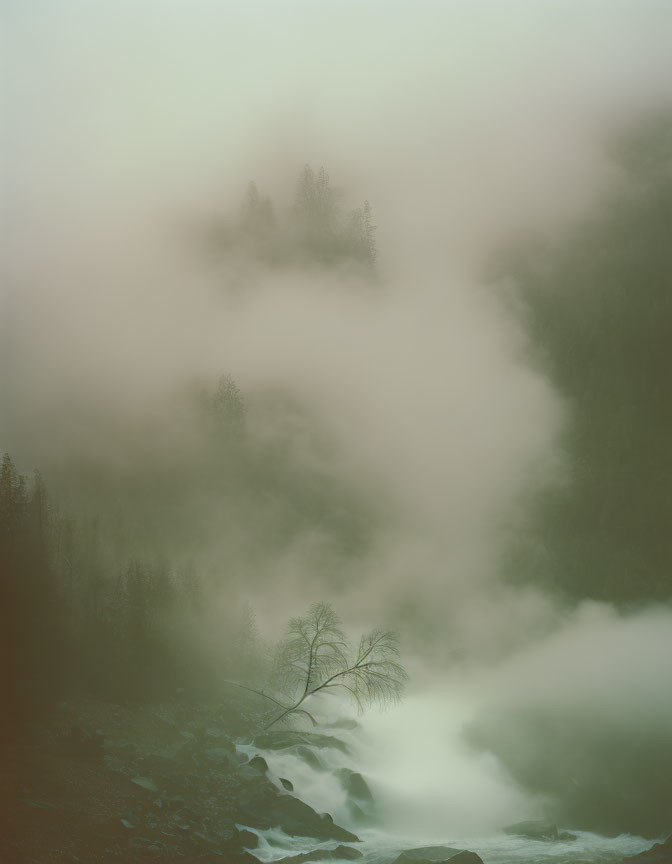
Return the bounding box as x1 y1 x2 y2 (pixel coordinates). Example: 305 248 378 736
131 776 159 793
503 820 559 841
237 829 259 849
295 746 325 771
623 836 672 864
393 847 463 864
246 755 268 773
347 801 368 823
557 832 578 842
448 853 484 864
252 731 350 754
235 774 360 843
280 777 294 791
138 754 179 775
336 769 373 803
394 852 482 864
60 726 105 762
204 747 238 769
277 845 363 863
328 718 359 730
215 827 264 862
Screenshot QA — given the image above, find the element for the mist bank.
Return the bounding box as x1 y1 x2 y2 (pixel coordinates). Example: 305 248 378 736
464 602 672 837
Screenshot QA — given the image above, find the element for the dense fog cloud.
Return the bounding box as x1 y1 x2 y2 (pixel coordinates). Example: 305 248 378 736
465 603 672 836
2 0 672 834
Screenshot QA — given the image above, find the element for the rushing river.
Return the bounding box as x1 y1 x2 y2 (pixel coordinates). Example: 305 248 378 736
236 692 656 864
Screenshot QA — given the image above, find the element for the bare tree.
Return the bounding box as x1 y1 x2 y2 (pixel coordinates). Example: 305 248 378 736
227 602 406 729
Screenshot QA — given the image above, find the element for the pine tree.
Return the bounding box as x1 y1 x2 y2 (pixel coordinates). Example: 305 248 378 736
211 373 246 440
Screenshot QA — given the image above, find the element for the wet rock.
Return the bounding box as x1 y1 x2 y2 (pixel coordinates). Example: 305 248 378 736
219 827 263 862
235 774 359 843
336 769 373 803
131 776 159 793
277 844 363 863
328 718 359 730
623 836 672 864
295 745 325 771
204 747 238 769
247 755 269 773
237 829 259 849
503 820 559 841
280 777 294 791
252 731 350 754
448 852 484 864
347 799 378 826
393 847 463 864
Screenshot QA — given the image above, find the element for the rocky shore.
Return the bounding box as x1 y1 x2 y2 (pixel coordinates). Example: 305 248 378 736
1 695 669 864
0 694 360 863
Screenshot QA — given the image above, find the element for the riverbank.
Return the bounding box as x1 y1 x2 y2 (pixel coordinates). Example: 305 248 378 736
1 694 666 864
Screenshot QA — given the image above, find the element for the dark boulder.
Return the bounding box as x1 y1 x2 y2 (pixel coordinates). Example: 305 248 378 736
392 846 463 864
235 774 359 843
503 820 559 841
246 755 269 773
277 845 362 863
295 745 325 771
336 769 373 803
280 777 294 791
221 827 260 855
328 717 359 730
237 829 259 849
448 852 484 864
252 731 350 754
623 837 672 864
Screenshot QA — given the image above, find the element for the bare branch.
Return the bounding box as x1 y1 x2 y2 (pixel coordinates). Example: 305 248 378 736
256 603 406 728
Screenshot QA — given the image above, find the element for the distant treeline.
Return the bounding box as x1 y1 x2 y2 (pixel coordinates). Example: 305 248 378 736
208 164 377 270
504 115 672 603
0 373 374 738
0 449 219 738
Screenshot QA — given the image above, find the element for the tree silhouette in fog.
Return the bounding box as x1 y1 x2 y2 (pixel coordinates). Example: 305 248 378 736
227 601 406 728
212 164 377 270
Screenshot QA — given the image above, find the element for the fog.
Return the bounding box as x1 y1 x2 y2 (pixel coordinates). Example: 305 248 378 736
2 0 672 842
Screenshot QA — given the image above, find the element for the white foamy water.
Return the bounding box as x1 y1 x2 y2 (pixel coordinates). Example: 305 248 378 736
236 707 656 864
241 822 653 864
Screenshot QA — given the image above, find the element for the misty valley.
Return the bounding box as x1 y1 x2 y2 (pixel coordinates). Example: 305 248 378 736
2 5 672 864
